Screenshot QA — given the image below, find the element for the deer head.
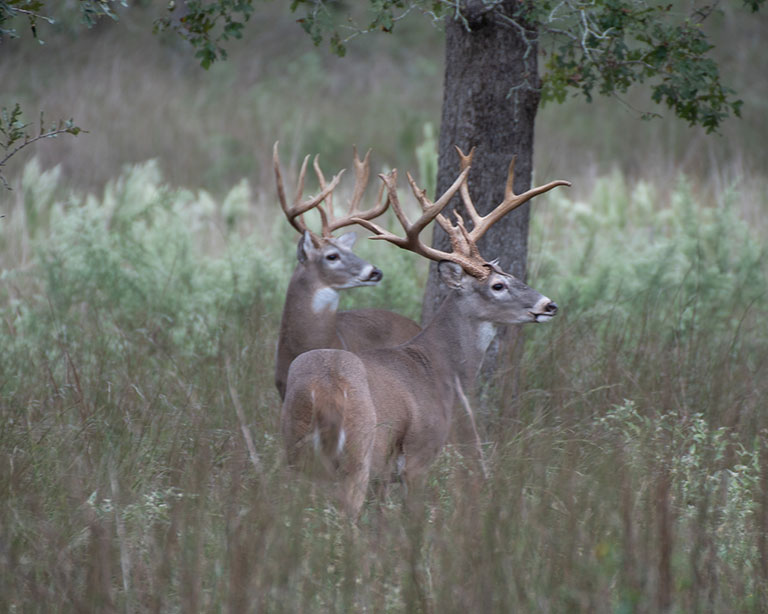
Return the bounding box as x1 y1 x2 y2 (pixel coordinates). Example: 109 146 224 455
273 141 390 291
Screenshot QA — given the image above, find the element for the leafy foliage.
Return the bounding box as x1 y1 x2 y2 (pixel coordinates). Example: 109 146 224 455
0 0 124 39
153 0 255 69
537 1 748 132
159 0 761 132
0 103 83 189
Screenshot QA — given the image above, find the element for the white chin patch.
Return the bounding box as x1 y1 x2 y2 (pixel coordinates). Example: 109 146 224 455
534 314 554 323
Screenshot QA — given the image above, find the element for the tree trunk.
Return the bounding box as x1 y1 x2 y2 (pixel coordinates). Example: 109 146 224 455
422 2 541 397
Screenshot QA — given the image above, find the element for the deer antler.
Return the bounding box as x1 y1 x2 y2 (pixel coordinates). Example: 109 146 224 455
351 165 491 278
273 141 345 235
353 148 571 280
274 141 389 238
312 146 389 237
459 147 572 244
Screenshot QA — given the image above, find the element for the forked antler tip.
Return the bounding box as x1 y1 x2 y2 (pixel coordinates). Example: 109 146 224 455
378 168 398 185
353 145 372 164
454 144 477 166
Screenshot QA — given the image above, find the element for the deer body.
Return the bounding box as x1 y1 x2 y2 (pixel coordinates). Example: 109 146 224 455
280 146 569 517
274 233 421 399
272 143 421 400
282 262 557 516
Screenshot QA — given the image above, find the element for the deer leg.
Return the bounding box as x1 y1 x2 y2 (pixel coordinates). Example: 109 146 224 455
399 451 431 517
454 376 488 480
338 456 371 519
336 426 375 520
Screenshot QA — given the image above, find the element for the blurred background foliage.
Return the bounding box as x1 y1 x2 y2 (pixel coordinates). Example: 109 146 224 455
2 2 768 611
0 2 763 196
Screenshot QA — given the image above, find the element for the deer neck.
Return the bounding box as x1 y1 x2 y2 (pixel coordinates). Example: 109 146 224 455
413 292 497 391
278 265 342 352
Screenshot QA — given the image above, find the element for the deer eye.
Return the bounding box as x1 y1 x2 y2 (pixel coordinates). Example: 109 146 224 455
491 282 504 292
326 253 339 261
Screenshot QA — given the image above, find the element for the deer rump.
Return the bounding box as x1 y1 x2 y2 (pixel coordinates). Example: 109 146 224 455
281 345 452 512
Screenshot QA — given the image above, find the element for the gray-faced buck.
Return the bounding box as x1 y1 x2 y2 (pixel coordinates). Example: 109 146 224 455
273 143 421 400
281 147 571 517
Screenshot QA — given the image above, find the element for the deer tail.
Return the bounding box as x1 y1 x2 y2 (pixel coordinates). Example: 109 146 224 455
311 386 347 461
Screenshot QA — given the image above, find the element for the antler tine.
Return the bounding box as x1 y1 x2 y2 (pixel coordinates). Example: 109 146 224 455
369 171 455 264
454 145 483 230
273 141 346 235
311 154 336 238
404 165 469 238
467 155 571 243
353 166 479 274
312 154 333 220
274 141 306 233
349 170 408 244
347 146 371 215
324 147 391 235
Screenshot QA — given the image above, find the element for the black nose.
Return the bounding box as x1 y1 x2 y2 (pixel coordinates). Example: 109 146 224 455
367 268 383 282
544 301 558 314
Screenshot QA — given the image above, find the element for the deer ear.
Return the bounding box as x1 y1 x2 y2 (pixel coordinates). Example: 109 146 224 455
437 260 465 289
297 231 317 263
335 231 357 250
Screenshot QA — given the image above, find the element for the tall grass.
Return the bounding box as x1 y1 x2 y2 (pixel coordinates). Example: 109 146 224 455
2 156 767 611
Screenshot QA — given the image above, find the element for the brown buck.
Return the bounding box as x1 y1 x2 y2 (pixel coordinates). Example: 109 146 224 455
273 143 421 400
281 147 571 516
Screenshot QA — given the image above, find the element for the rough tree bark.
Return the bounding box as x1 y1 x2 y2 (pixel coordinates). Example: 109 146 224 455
422 1 541 393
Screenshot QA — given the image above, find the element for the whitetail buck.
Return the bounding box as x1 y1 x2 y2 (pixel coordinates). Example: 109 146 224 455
273 143 421 400
281 147 571 516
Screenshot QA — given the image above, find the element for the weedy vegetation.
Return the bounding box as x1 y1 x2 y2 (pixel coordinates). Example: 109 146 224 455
2 154 767 612
2 4 768 613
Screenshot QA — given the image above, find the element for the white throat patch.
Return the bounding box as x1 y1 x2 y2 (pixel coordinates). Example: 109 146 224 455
312 287 339 314
477 322 497 353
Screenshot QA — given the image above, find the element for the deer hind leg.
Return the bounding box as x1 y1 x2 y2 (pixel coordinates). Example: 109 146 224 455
399 432 446 515
335 384 377 520
336 431 375 519
337 460 370 519
397 455 430 516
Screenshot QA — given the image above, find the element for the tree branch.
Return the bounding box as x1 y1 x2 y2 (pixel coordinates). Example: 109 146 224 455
0 106 83 190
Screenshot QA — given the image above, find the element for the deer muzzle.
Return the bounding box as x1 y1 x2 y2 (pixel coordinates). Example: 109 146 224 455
530 297 558 322
364 267 383 283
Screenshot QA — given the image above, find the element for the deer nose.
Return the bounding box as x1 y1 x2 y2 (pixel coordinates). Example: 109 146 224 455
366 267 383 282
544 301 558 314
